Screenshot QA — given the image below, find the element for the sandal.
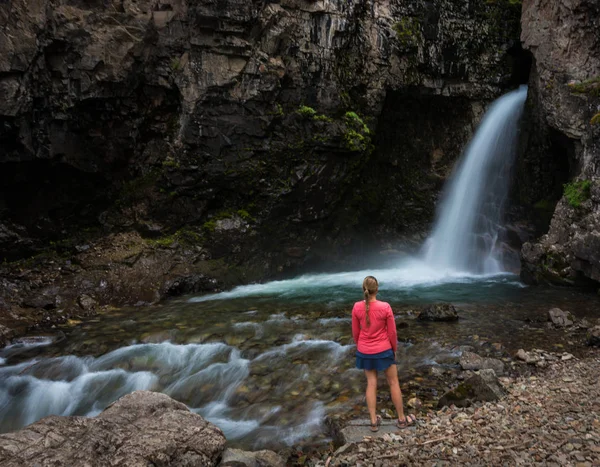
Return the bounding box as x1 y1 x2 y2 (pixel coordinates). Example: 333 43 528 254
396 414 416 429
370 415 382 432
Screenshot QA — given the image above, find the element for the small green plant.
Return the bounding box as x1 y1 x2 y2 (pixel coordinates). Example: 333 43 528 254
591 113 600 125
170 58 182 71
343 111 372 153
564 180 592 208
297 105 317 117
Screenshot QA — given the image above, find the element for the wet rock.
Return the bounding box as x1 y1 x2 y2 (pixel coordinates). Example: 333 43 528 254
438 369 506 408
0 391 226 466
21 294 56 310
460 351 505 376
418 303 459 322
163 274 219 297
0 325 13 348
548 308 575 327
587 326 600 347
77 294 97 312
219 448 285 467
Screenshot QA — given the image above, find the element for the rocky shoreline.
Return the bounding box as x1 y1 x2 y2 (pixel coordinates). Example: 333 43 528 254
1 304 599 466
315 348 600 467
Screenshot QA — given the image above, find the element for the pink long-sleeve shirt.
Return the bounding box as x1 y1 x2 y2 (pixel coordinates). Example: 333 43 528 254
352 300 397 354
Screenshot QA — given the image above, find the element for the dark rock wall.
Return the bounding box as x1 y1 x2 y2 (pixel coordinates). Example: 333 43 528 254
0 0 528 337
0 0 522 267
519 0 600 288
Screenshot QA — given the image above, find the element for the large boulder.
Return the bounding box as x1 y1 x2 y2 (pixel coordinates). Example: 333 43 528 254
438 369 506 408
0 391 226 466
418 303 459 322
548 308 575 327
459 352 505 376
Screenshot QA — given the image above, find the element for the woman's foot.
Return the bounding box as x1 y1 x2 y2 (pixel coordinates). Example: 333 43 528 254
396 413 416 429
370 415 382 432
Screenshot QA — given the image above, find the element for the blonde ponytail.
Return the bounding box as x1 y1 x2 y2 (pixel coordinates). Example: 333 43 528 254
364 288 371 327
362 276 378 328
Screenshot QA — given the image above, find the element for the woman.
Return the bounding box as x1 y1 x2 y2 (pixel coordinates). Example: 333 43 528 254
352 276 416 431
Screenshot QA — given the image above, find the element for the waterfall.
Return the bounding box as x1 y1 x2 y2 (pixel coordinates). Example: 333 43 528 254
422 86 528 274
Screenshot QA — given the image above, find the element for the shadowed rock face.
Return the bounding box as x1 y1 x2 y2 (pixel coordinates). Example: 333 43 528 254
0 0 521 262
0 390 227 466
518 0 600 289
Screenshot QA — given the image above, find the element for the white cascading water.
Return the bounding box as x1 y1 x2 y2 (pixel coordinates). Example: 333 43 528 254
423 85 528 274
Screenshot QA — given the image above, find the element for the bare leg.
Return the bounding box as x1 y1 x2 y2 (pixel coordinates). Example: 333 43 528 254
384 364 405 421
364 369 378 425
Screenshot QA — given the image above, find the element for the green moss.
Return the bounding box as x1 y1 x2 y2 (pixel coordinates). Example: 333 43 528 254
392 18 421 47
568 77 600 97
313 114 333 123
297 105 317 117
591 113 600 125
162 158 180 168
203 220 217 232
148 228 203 247
564 180 592 208
170 58 182 71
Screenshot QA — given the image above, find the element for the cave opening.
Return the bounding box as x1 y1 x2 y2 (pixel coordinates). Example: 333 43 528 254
506 43 533 86
0 160 112 261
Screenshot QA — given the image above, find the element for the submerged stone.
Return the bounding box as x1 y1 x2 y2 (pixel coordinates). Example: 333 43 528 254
418 303 459 322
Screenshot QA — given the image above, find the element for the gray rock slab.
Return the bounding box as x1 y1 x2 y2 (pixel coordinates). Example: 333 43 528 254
337 419 416 444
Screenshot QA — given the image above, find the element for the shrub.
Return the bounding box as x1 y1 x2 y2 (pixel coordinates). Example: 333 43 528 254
564 180 592 208
297 105 317 117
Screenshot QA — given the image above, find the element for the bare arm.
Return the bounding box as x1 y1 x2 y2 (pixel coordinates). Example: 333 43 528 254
386 304 398 353
352 305 361 345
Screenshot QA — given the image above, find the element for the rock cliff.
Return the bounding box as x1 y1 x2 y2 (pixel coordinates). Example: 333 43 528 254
0 0 524 335
519 0 600 288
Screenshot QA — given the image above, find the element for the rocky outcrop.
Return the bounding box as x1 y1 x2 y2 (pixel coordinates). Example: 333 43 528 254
0 390 226 466
519 0 600 289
